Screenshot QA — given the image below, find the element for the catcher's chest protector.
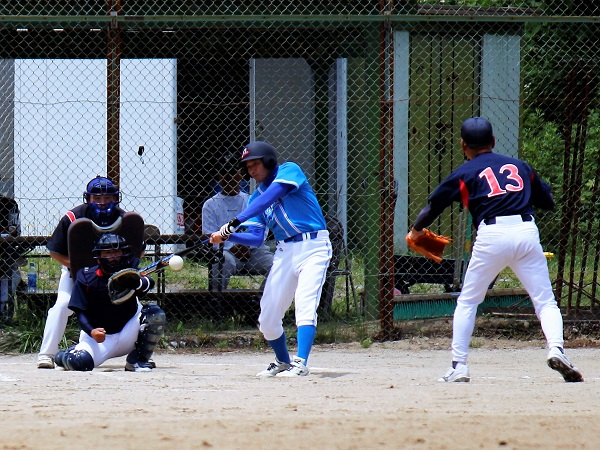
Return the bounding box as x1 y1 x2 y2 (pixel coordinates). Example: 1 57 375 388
68 212 145 278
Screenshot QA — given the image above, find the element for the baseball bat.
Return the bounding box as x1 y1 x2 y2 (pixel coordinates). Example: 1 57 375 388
138 238 210 276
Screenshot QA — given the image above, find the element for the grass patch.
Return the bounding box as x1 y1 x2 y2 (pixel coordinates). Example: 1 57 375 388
0 306 79 354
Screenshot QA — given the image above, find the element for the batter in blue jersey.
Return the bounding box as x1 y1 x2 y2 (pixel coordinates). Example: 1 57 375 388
242 162 327 241
407 117 583 383
210 141 332 377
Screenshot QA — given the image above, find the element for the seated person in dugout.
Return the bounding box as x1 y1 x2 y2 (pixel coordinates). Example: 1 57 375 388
202 159 273 291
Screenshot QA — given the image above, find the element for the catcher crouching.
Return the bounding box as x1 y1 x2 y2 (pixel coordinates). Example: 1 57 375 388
55 234 166 372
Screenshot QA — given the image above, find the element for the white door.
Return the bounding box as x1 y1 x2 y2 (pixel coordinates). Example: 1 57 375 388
13 58 178 236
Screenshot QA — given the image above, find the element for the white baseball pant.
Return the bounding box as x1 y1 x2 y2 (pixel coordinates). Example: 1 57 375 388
74 302 143 367
258 231 331 341
38 266 75 357
452 216 564 363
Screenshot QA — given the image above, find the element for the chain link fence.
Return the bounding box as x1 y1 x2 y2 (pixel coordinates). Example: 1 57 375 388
1 1 599 340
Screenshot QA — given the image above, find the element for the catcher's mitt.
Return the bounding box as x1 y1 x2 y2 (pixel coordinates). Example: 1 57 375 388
405 229 452 264
107 268 141 304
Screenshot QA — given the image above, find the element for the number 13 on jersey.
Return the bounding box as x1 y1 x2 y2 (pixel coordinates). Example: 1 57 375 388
479 164 524 197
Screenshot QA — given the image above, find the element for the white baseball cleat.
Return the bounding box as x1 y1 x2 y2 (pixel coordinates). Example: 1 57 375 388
438 363 470 382
256 358 290 378
37 355 55 369
277 356 310 377
547 347 584 382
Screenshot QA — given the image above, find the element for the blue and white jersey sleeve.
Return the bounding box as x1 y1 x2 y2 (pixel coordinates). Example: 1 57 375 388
242 162 327 242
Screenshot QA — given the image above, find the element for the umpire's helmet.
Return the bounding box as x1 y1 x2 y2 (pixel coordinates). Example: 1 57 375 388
84 176 120 199
83 176 121 227
240 141 278 173
93 234 132 274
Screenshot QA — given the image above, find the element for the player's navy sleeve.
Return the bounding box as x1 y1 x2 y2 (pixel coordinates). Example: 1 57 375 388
68 276 90 313
46 214 73 255
75 310 95 336
236 182 293 223
69 266 139 335
412 203 448 231
138 276 155 293
412 173 461 230
69 279 95 335
414 153 552 229
529 170 555 210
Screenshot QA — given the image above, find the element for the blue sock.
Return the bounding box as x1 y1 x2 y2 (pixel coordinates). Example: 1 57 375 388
268 333 290 364
296 325 316 364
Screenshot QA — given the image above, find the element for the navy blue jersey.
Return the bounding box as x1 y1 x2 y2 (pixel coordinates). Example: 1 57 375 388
68 262 150 335
424 152 554 228
46 204 125 256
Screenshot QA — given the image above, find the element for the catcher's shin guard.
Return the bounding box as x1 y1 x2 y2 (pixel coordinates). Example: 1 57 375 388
57 347 95 371
129 303 166 363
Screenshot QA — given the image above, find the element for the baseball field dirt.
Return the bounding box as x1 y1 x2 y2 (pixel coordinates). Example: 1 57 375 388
0 337 598 449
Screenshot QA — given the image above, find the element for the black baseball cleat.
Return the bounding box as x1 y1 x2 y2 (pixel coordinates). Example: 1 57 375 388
125 361 153 372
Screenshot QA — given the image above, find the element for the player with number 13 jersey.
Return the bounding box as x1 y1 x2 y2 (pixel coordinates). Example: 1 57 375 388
427 151 554 228
408 117 583 383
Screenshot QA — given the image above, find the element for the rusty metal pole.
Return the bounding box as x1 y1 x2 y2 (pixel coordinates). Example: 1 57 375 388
106 0 121 185
378 1 396 339
565 66 588 313
555 69 575 309
574 69 592 310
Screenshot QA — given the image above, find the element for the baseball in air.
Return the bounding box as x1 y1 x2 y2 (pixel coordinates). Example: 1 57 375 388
169 255 184 271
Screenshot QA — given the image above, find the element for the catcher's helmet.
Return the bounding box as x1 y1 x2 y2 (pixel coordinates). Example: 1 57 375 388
93 233 132 274
240 141 278 173
83 176 121 227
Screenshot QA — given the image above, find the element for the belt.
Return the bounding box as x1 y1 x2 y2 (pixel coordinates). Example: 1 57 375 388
484 214 532 225
283 231 319 243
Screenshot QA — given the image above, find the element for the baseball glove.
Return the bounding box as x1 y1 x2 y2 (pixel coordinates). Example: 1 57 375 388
107 268 141 304
405 229 452 264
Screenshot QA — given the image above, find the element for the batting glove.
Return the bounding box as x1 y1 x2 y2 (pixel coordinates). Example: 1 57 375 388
219 218 241 238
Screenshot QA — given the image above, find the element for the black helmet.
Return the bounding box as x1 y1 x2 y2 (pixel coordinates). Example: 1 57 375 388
240 141 278 173
92 234 132 274
83 176 121 227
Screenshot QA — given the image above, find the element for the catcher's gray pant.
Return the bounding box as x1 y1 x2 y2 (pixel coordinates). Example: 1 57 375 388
258 231 331 341
38 266 74 357
74 302 143 367
451 216 564 364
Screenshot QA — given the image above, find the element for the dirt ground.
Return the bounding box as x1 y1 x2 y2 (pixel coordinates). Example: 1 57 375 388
1 337 599 450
